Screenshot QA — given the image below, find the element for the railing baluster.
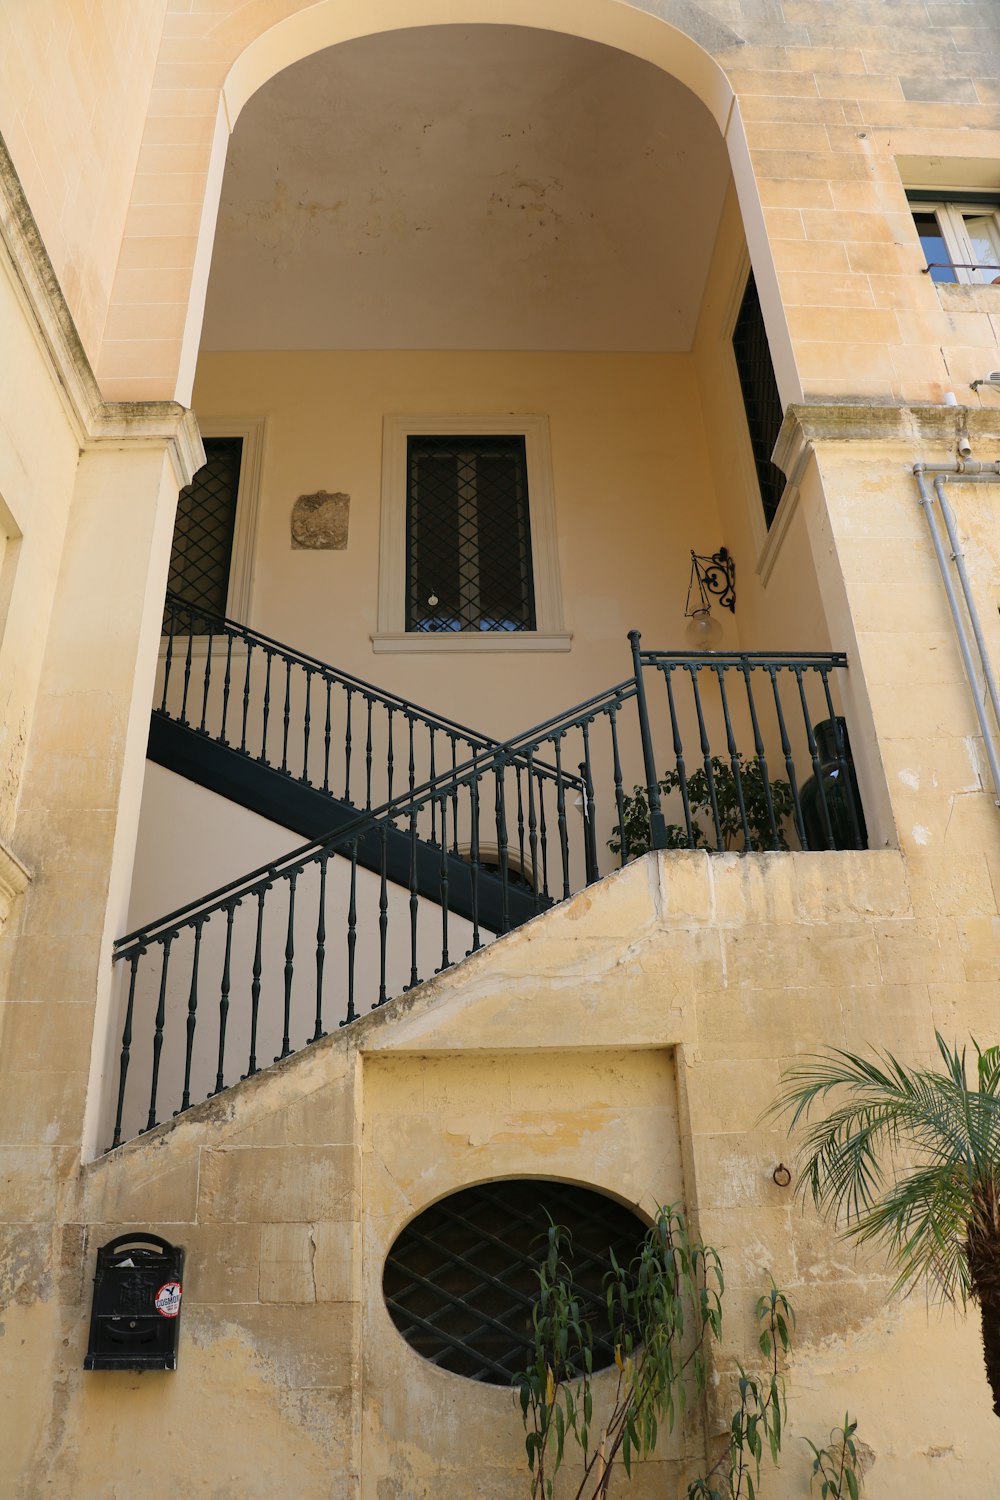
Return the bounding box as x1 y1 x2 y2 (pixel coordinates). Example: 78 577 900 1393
407 808 419 990
386 705 395 805
376 825 389 1006
111 950 141 1149
740 661 779 849
344 686 353 803
344 840 358 1024
525 749 541 907
688 664 723 850
323 679 332 793
767 666 807 848
280 659 292 774
407 713 416 798
662 665 694 846
553 738 571 900
438 793 451 968
515 765 527 881
260 649 273 763
714 663 750 849
240 641 253 753
468 774 482 951
245 885 267 1077
220 632 233 745
538 769 550 899
179 626 194 727
213 901 237 1095
313 852 329 1041
302 667 313 782
608 702 628 867
146 933 174 1132
179 916 205 1112
429 732 438 844
580 718 599 885
450 737 460 855
160 606 176 714
494 764 510 934
198 622 213 734
278 871 297 1059
365 697 374 810
629 630 667 850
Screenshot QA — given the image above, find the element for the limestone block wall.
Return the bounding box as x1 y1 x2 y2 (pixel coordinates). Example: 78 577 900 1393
0 0 168 361
10 847 998 1498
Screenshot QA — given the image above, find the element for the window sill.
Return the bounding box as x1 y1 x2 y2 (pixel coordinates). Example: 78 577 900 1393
370 631 572 654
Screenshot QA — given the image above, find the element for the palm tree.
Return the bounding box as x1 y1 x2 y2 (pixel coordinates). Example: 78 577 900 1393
770 1033 1000 1417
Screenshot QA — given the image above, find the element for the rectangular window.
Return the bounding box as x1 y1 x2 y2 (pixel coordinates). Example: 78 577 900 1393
908 193 1000 284
731 271 785 530
167 436 243 620
405 434 536 633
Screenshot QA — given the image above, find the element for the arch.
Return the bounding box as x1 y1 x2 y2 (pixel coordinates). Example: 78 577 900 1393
158 0 799 408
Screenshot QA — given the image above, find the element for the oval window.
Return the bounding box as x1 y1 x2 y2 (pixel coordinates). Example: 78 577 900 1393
382 1179 648 1384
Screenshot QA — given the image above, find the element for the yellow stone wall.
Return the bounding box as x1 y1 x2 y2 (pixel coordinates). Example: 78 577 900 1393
8 849 994 1497
1 2 1000 1496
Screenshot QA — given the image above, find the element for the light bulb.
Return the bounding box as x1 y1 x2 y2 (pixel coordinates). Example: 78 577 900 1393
684 609 723 649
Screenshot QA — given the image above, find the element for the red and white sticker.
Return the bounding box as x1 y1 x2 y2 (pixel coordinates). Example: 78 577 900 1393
155 1281 182 1318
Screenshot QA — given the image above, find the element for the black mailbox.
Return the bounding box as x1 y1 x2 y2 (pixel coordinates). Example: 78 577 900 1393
84 1232 185 1371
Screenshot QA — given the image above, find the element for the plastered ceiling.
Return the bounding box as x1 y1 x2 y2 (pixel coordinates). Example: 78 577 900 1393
200 25 730 353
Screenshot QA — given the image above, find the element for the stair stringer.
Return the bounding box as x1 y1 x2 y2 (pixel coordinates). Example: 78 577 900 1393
69 847 908 1500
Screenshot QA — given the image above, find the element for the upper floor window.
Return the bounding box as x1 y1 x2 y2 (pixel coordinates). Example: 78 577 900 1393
731 271 785 530
406 434 535 633
374 414 569 654
167 436 243 619
908 193 1000 285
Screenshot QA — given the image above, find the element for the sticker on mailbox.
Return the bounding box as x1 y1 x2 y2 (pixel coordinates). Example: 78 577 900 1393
155 1281 182 1318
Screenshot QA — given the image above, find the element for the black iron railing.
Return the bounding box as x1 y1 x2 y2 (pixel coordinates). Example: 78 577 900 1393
110 633 864 1147
159 592 568 812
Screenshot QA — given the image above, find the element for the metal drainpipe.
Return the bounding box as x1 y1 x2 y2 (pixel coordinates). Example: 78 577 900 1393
912 458 1000 806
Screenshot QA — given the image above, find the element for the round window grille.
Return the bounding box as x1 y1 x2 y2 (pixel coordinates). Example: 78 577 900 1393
382 1179 648 1384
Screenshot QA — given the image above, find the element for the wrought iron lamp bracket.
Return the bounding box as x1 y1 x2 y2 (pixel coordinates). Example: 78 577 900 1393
685 546 736 617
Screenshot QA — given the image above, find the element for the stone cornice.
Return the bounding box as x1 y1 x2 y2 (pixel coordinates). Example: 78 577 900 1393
774 402 1000 482
0 132 203 486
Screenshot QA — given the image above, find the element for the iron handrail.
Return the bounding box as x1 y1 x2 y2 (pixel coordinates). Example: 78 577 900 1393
161 590 559 767
117 674 636 956
109 633 865 1147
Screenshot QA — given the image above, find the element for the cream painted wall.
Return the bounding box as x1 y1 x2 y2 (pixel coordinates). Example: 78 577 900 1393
190 349 829 743
0 0 168 362
0 236 81 845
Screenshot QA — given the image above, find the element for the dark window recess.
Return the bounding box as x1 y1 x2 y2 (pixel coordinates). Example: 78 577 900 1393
166 436 243 623
383 1179 648 1384
406 434 535 632
732 272 786 529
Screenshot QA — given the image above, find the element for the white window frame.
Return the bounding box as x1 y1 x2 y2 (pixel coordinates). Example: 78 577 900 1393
911 198 1000 285
373 413 570 654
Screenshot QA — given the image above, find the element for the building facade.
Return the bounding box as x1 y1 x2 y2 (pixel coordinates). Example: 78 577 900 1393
1 1 1000 1494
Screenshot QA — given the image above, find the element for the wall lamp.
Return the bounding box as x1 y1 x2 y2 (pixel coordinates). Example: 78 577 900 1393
684 546 735 648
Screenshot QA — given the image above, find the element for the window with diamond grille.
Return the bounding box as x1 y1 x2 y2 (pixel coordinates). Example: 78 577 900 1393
382 1179 648 1384
731 272 785 530
166 436 243 622
406 434 536 632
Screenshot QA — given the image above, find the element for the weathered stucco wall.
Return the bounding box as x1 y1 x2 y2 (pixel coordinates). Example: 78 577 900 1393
5 847 995 1497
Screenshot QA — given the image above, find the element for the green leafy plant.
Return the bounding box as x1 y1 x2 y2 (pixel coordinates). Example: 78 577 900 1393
516 1210 860 1499
608 756 794 860
770 1032 1000 1418
515 1205 723 1500
806 1414 862 1499
687 1285 793 1500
